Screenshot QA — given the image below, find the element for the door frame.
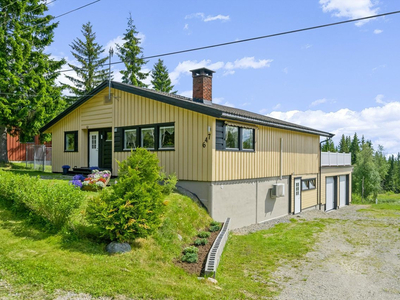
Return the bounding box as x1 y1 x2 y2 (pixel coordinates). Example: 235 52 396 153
294 177 302 214
88 128 112 168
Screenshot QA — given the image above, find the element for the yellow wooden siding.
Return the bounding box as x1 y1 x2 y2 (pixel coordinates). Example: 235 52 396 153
289 174 319 212
49 109 81 173
213 126 319 181
112 89 214 180
80 90 113 128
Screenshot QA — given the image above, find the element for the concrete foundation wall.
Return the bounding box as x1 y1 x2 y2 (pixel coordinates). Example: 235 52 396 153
211 177 289 229
177 180 212 211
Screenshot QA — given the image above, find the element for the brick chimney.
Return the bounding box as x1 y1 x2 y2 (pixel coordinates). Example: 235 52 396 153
190 67 215 105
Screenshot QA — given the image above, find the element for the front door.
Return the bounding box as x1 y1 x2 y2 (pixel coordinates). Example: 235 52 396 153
294 178 301 214
326 177 335 211
89 131 99 167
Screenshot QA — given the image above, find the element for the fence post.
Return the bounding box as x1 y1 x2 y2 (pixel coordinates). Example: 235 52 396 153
43 145 46 171
26 144 28 168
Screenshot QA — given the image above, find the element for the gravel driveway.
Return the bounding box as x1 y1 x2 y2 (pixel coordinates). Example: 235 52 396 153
272 205 400 300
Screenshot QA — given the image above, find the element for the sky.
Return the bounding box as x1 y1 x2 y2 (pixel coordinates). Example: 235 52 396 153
46 0 400 155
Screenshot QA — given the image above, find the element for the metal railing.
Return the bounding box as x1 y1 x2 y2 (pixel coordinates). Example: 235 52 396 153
321 152 351 167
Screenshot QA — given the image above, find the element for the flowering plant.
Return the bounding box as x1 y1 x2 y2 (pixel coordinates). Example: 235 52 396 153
82 170 111 190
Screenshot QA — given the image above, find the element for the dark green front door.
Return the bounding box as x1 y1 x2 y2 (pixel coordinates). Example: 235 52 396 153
99 128 112 169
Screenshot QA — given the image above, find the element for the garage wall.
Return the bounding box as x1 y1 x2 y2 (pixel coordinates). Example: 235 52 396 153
321 166 353 209
290 173 319 213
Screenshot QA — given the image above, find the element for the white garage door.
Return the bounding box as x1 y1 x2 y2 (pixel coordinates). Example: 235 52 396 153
340 176 347 207
326 177 335 211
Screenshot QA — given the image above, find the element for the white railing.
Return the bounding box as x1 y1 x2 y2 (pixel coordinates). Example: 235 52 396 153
321 152 351 167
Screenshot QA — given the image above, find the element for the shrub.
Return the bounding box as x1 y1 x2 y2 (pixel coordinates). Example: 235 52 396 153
198 231 211 238
0 171 85 230
209 225 221 232
160 172 177 195
210 221 220 226
86 149 168 242
183 246 199 254
181 252 198 263
194 238 208 246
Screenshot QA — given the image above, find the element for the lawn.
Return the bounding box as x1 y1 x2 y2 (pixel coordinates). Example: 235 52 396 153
357 193 400 218
0 162 71 181
0 173 328 299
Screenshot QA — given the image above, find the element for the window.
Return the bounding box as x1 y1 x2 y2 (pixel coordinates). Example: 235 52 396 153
64 131 78 152
141 128 155 149
226 126 239 149
242 128 254 150
106 132 112 141
159 126 174 149
302 178 316 191
124 129 136 149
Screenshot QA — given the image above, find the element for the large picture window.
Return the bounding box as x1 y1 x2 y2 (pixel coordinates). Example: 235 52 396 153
124 129 137 150
159 126 174 149
141 128 155 149
64 131 78 152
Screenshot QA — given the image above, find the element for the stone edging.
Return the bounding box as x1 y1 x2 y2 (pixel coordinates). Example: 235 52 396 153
204 217 231 278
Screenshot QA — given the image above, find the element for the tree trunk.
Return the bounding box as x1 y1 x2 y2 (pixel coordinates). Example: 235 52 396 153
0 126 9 163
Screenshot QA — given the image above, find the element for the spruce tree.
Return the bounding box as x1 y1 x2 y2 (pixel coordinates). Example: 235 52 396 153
117 14 148 87
0 0 65 162
322 139 336 152
151 59 176 93
349 133 360 165
64 22 108 101
338 134 349 153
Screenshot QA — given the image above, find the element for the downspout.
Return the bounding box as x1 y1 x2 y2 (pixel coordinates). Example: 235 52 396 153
319 138 331 210
280 138 283 180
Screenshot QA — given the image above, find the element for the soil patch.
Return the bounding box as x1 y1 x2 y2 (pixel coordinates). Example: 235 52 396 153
175 226 222 276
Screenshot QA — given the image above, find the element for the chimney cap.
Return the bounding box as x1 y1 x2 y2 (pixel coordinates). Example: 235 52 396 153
190 67 215 77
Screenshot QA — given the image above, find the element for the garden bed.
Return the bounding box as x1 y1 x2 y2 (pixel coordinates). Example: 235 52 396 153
175 224 223 276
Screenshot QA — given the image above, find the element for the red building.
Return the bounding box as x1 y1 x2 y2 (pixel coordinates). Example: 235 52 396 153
7 134 51 162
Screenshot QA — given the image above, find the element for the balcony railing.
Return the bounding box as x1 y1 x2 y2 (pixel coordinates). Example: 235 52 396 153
321 152 351 167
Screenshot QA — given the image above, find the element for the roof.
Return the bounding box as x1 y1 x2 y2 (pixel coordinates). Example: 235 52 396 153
41 80 334 138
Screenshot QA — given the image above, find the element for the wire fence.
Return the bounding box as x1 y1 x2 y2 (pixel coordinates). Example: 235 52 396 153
25 145 52 171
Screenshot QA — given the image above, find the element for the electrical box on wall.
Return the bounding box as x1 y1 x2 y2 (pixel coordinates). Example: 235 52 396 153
271 183 285 198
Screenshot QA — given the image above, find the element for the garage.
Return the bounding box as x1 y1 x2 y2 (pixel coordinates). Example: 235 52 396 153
339 175 348 207
326 177 336 211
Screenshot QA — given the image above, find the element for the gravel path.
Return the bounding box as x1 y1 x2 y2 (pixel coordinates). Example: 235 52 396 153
270 205 400 300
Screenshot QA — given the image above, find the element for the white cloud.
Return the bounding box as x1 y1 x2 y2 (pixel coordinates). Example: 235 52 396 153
273 103 281 110
283 67 288 74
268 102 400 155
302 44 312 50
179 90 192 98
183 23 189 30
224 57 273 70
259 108 268 115
310 98 336 107
241 102 251 107
375 94 386 104
223 101 235 108
213 97 224 104
319 0 379 26
185 12 230 22
169 57 272 85
373 29 383 34
204 14 230 22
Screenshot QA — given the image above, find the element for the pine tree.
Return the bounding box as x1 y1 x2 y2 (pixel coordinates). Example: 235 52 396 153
0 0 65 162
349 133 360 165
374 145 388 190
384 155 395 192
64 22 108 101
151 59 176 93
117 14 148 87
321 139 336 152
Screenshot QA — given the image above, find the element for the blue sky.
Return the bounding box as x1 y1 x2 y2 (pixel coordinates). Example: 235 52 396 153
47 0 400 154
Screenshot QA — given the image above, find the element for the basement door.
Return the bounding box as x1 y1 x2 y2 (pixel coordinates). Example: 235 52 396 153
326 177 336 211
339 176 348 207
89 131 99 167
294 178 301 214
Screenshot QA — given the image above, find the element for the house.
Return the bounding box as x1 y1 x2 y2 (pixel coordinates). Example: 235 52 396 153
41 68 352 229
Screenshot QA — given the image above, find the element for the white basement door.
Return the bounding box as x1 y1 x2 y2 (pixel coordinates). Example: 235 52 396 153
326 177 335 211
339 176 347 207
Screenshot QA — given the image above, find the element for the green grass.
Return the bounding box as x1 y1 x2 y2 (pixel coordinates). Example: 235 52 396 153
0 190 328 299
0 163 70 181
356 193 400 218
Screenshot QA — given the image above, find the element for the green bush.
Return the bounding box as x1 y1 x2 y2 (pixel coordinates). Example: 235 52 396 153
0 171 85 230
209 225 221 232
160 172 177 195
198 231 211 238
183 245 198 254
210 220 220 226
87 148 173 242
194 238 208 246
181 252 198 263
